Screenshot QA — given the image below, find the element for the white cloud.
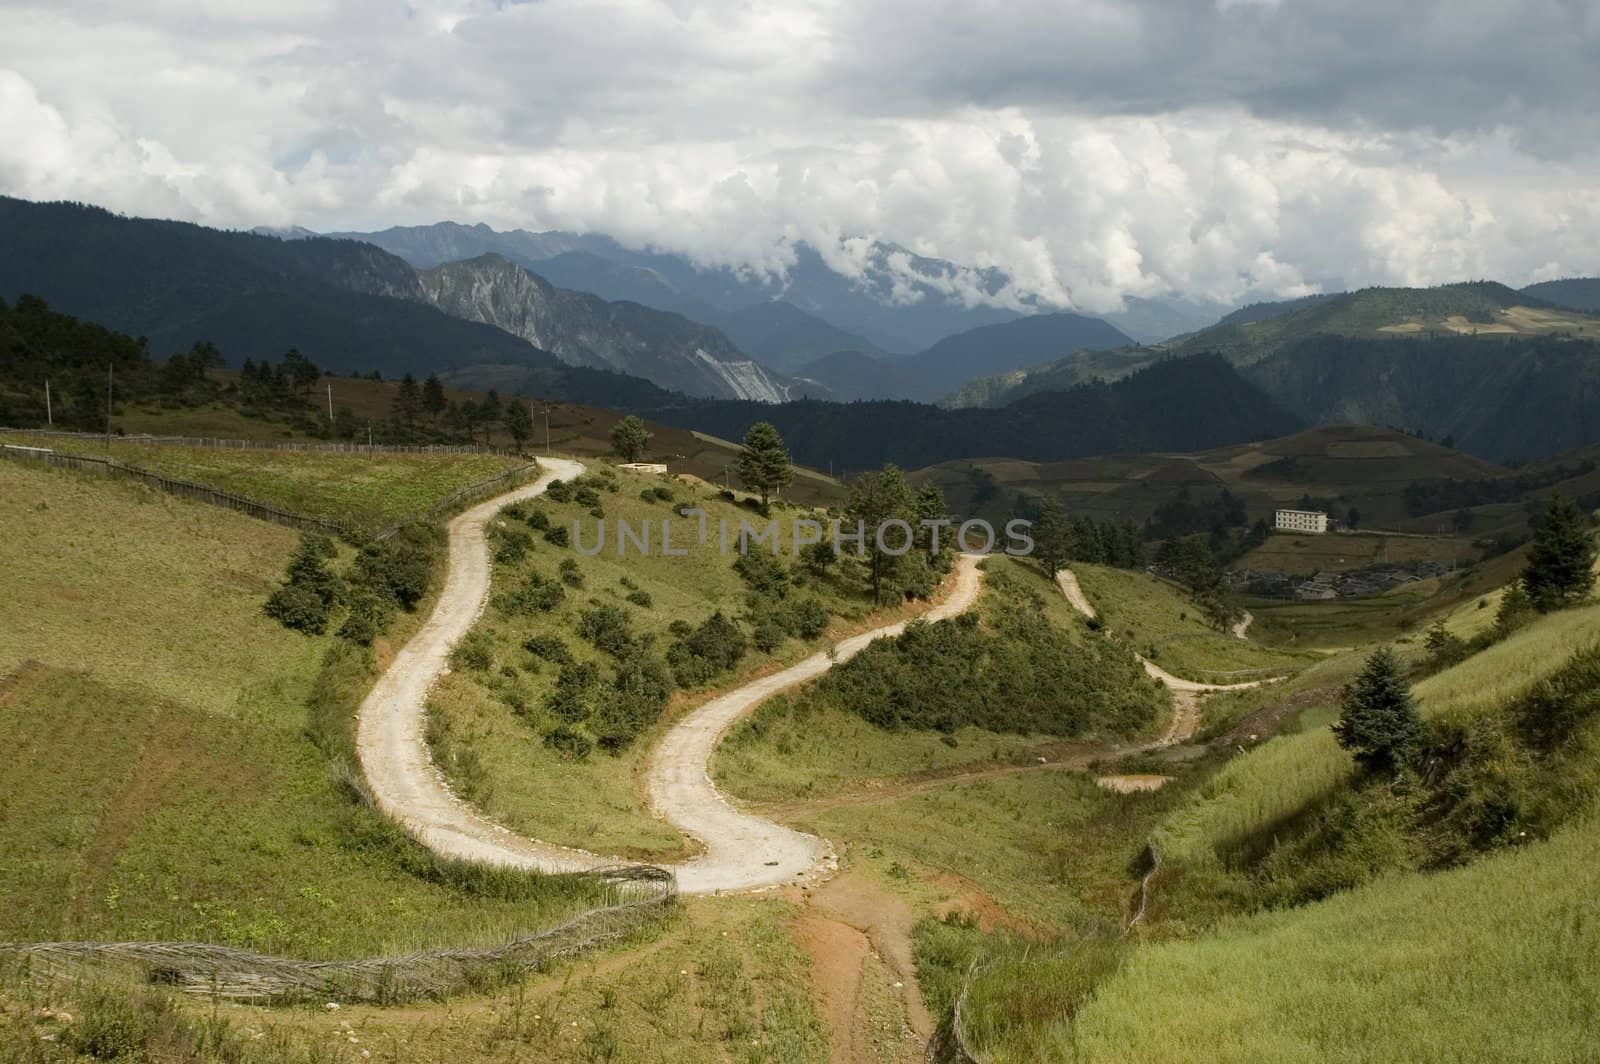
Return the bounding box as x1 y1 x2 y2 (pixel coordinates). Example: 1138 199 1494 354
2 0 1599 314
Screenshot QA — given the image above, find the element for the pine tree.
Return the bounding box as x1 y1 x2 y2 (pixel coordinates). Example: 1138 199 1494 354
392 373 422 432
1332 647 1422 772
735 421 794 512
1521 495 1597 611
422 374 448 424
1034 497 1069 576
610 415 652 463
504 399 534 449
846 465 916 603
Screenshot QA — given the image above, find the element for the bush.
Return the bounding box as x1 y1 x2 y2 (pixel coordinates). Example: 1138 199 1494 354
338 588 391 645
752 619 786 653
352 522 441 610
524 633 573 664
543 524 570 547
788 598 830 640
667 611 748 686
543 725 593 761
493 526 533 564
493 572 565 616
265 581 329 634
626 589 654 608
559 557 584 587
734 550 791 597
578 604 637 656
525 507 551 531
547 661 601 723
452 629 495 672
544 479 573 503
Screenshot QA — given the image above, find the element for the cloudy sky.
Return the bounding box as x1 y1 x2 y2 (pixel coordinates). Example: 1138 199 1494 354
3 0 1598 312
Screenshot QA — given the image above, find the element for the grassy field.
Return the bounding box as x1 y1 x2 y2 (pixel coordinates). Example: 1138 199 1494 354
1071 563 1308 679
1071 804 1600 1063
0 459 610 959
1154 596 1600 873
426 463 904 859
2 896 828 1063
3 434 528 529
1237 530 1477 576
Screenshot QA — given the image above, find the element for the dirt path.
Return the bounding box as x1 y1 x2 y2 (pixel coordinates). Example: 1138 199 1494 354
1055 569 1267 745
355 461 984 895
1233 609 1253 640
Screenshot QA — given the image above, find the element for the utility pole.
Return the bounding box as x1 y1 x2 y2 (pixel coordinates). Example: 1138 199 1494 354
326 383 334 421
544 406 551 456
105 364 113 448
367 420 373 447
45 380 52 427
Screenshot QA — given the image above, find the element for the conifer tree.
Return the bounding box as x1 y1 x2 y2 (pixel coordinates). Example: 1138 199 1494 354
610 415 652 462
736 421 794 512
1333 647 1421 772
1521 495 1597 611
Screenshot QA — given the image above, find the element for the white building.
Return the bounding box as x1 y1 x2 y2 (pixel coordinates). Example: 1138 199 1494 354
1275 508 1329 534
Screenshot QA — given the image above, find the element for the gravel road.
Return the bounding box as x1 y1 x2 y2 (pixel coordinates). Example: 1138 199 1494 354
355 459 983 894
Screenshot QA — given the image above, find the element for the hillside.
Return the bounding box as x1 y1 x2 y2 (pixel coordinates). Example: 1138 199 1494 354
887 312 1134 402
938 282 1600 463
417 254 793 401
717 300 887 372
1523 276 1600 313
788 349 916 401
479 353 1303 472
0 198 558 380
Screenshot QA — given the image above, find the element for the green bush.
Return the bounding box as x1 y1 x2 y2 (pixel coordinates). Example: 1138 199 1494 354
626 589 654 608
667 610 748 686
543 725 593 761
559 557 584 586
264 581 329 634
492 525 532 564
493 572 565 616
452 629 495 672
523 633 573 664
544 479 573 503
543 524 569 547
578 604 637 656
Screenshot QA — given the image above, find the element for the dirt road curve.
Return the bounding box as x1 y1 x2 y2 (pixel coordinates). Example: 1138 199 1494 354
356 459 984 894
1054 569 1266 745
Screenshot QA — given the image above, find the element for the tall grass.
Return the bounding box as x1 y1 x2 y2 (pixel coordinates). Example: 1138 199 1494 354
1071 803 1600 1062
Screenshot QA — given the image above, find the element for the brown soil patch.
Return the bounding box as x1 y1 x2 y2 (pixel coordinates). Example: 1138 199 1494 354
925 870 1035 936
805 871 932 1054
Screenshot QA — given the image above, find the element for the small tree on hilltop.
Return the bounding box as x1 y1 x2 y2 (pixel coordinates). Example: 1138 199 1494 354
1521 495 1597 612
610 415 651 463
736 421 794 512
1034 497 1069 577
1333 647 1421 773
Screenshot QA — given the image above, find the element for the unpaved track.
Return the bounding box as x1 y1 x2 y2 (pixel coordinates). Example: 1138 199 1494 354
355 460 983 895
1055 569 1268 745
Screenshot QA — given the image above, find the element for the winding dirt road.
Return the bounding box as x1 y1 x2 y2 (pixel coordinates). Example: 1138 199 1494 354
355 459 983 895
1055 569 1267 744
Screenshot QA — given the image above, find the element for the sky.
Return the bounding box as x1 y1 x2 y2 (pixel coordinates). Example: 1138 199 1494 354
2 0 1599 313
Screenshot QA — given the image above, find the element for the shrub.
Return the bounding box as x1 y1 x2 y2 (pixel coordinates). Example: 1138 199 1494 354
524 633 573 664
626 589 654 608
493 526 532 564
788 598 830 640
559 557 584 587
544 479 573 503
543 524 569 547
452 629 495 672
525 507 551 531
752 619 786 653
543 725 593 760
494 572 565 616
547 661 601 723
578 604 636 656
265 581 329 634
734 550 791 597
338 588 391 645
667 611 748 686
352 522 441 610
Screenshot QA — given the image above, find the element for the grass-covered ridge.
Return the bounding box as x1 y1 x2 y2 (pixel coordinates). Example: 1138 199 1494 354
0 458 613 959
5 434 528 529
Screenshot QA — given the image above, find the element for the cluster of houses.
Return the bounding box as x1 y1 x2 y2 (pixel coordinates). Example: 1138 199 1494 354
1230 560 1452 600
